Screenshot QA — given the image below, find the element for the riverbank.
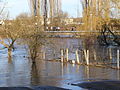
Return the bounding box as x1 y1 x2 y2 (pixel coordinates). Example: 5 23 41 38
0 86 68 90
72 80 120 90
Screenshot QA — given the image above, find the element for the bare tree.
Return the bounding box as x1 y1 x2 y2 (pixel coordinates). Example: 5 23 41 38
0 19 25 62
81 0 112 31
16 14 47 64
50 11 69 27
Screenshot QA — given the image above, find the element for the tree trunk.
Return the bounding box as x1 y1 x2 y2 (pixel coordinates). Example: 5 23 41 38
8 47 12 63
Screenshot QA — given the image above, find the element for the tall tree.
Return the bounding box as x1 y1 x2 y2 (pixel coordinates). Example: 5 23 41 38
81 0 112 31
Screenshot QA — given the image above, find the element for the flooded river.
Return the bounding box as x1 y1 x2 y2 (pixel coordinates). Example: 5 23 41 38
0 38 120 89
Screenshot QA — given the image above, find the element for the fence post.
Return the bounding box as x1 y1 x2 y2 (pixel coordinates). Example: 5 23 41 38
72 60 75 64
117 50 119 69
43 52 45 60
61 49 64 62
109 48 112 60
93 50 97 61
87 50 89 65
76 49 80 64
66 48 69 62
84 49 89 65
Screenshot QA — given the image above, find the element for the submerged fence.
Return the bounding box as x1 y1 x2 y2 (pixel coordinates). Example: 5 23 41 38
44 48 120 70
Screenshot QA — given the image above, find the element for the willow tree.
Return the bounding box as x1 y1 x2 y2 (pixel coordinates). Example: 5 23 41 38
81 0 112 31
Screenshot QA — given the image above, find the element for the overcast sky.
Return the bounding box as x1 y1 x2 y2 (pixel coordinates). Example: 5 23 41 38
3 0 83 19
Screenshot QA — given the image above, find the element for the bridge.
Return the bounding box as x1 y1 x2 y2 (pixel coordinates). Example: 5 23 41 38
45 31 99 33
45 30 120 37
44 30 100 37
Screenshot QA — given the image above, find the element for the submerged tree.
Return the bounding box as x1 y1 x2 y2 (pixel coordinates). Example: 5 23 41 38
0 19 24 62
16 14 47 64
0 1 24 62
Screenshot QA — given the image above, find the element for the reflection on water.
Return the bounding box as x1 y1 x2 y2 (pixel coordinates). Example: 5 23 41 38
31 60 120 89
0 45 31 87
0 38 120 89
45 38 120 67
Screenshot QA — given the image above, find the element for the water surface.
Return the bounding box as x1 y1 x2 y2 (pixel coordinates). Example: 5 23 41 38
0 38 120 90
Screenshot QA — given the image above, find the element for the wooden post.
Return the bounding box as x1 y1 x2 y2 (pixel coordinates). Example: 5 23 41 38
109 48 112 60
53 50 55 58
84 49 87 64
72 60 75 64
61 49 64 62
84 49 89 65
86 50 89 65
84 49 87 59
43 52 45 60
66 48 69 62
93 50 97 61
117 50 119 69
76 49 80 64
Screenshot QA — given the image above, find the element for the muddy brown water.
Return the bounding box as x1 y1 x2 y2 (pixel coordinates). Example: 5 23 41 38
0 38 120 90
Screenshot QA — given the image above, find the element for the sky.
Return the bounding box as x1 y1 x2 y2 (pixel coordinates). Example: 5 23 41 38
1 0 83 19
